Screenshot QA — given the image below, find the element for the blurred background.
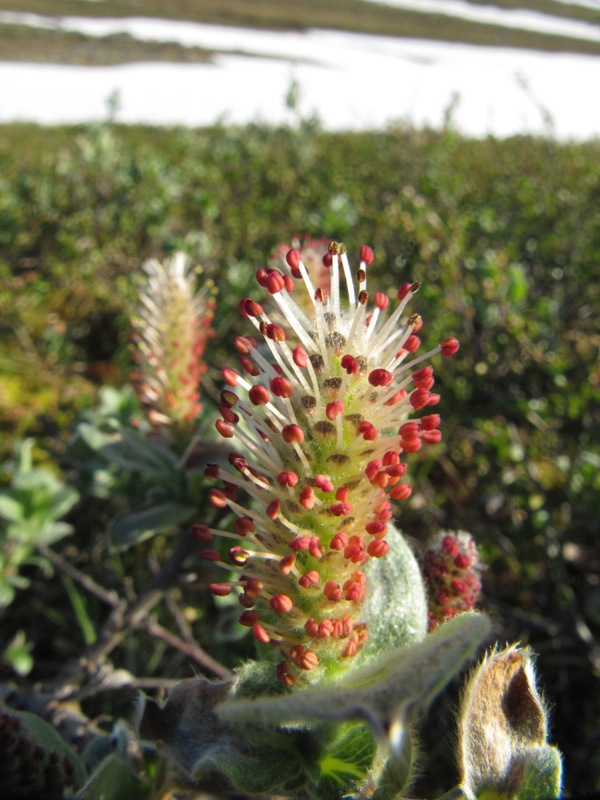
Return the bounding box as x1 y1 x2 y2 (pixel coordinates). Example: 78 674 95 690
0 1 599 796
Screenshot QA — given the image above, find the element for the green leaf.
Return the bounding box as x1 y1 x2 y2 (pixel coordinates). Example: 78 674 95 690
109 502 196 549
78 754 150 800
312 722 376 800
96 429 179 479
2 630 34 676
516 746 563 800
0 492 25 522
9 708 87 787
62 575 97 645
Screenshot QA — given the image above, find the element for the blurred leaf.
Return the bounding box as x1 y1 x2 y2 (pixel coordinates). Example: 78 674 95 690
109 501 196 550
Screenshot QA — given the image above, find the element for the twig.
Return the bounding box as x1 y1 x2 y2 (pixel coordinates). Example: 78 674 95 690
143 618 232 679
37 544 120 608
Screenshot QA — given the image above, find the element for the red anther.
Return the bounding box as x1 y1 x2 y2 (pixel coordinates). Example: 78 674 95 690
229 546 249 566
255 268 269 287
412 366 435 390
192 523 213 541
324 580 342 601
322 252 332 268
249 384 270 406
270 376 293 398
367 539 389 559
421 429 442 445
215 418 234 438
199 549 221 562
344 536 365 564
374 498 393 515
238 592 255 609
272 363 283 376
222 367 239 386
421 413 441 430
382 451 399 466
441 535 459 555
330 502 352 517
299 650 319 670
365 459 382 481
244 578 264 598
239 610 260 627
326 400 344 420
342 639 358 658
243 298 263 317
277 470 299 488
454 552 473 569
451 579 467 595
293 346 309 368
234 336 257 354
330 618 343 638
359 245 374 265
330 532 349 550
358 420 378 440
276 661 296 686
341 354 359 374
286 248 301 270
220 389 239 407
399 422 420 437
266 499 281 519
270 594 293 613
234 516 255 535
343 572 366 603
427 393 441 406
315 474 335 493
313 619 331 639
279 553 296 574
252 623 271 644
390 483 412 501
397 282 413 301
284 274 294 291
229 452 247 470
366 520 387 537
385 389 407 406
266 271 286 295
289 535 311 551
266 323 286 341
209 583 232 596
299 486 315 509
309 536 323 559
373 472 390 489
336 487 349 502
386 464 407 481
404 334 421 353
368 368 394 387
440 337 460 357
299 570 320 588
219 405 238 423
374 291 389 311
209 488 228 508
410 388 431 410
341 616 353 636
282 424 304 443
239 355 260 377
305 618 320 637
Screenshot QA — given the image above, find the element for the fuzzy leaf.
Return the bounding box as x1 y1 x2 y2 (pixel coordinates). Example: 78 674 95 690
109 502 196 549
458 646 562 799
82 427 179 479
136 678 306 794
514 745 563 800
220 613 490 741
360 524 428 658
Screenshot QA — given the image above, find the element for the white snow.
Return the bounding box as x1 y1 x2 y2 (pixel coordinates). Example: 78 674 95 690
0 9 598 139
